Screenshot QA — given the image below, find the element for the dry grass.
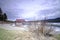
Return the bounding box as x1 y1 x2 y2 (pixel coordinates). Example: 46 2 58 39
0 28 57 40
0 21 58 40
10 30 57 40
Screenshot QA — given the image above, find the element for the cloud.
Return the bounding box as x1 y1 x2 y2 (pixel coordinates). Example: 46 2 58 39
0 0 60 21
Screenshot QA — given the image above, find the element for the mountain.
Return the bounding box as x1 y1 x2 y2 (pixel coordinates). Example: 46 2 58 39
45 18 60 22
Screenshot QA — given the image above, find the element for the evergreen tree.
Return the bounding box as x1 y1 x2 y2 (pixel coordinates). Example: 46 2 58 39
0 8 7 21
0 8 3 21
3 13 7 21
0 8 2 14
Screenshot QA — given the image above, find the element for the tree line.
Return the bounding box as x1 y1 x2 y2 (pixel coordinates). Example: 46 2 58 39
0 8 7 21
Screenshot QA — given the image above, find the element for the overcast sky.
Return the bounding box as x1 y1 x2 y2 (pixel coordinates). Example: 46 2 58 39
0 0 60 21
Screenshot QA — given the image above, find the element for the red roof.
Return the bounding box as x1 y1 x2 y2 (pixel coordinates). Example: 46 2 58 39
16 19 25 23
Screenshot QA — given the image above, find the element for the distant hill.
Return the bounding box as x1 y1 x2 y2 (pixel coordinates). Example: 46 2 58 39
5 20 15 23
45 18 60 22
